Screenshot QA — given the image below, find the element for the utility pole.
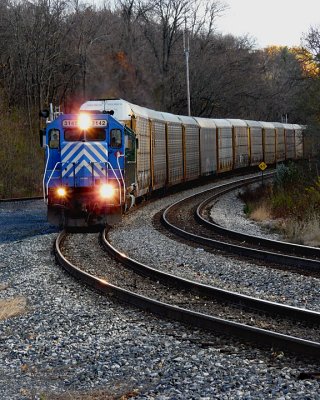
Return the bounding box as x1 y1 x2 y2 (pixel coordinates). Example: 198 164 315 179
183 19 191 116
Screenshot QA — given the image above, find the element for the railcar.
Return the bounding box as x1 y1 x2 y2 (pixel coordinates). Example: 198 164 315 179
40 98 305 228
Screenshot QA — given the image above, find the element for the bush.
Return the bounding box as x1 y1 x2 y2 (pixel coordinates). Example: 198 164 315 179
273 162 301 191
0 102 43 198
240 161 320 244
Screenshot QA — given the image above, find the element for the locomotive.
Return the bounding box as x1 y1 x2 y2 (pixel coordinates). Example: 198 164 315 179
40 106 136 227
41 98 305 228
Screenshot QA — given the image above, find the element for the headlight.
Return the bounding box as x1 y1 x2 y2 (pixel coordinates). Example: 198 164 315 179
56 187 67 197
78 113 91 129
99 183 115 199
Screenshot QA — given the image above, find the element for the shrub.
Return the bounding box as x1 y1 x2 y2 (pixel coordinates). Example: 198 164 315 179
273 162 301 192
240 161 320 245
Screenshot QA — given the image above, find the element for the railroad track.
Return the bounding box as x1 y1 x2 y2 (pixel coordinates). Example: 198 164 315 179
161 176 320 275
55 229 320 359
0 196 43 202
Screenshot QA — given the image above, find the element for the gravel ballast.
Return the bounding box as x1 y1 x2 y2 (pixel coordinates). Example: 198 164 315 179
1 191 320 399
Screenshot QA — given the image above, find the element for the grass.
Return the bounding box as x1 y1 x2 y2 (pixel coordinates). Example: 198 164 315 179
238 161 320 245
0 296 27 320
279 214 320 246
248 202 272 222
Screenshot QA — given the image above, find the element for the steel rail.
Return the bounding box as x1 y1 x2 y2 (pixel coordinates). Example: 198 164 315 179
0 196 43 202
162 183 320 273
196 193 320 259
55 230 320 358
101 230 320 324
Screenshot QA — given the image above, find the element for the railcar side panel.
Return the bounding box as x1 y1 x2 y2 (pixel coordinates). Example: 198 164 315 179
274 122 285 162
214 119 233 173
228 119 249 169
150 119 167 190
166 122 184 185
193 117 217 176
179 116 200 181
293 124 304 159
133 116 151 196
260 122 276 164
185 125 200 180
283 124 295 160
245 120 263 166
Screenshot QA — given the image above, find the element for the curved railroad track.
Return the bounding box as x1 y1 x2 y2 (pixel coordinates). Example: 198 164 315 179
55 229 320 359
0 196 43 202
161 177 320 276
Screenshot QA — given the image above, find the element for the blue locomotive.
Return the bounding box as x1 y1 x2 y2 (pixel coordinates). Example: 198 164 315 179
40 108 136 228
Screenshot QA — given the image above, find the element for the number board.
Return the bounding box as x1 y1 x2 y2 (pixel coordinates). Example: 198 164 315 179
259 162 267 171
62 120 77 127
62 120 107 127
92 120 107 127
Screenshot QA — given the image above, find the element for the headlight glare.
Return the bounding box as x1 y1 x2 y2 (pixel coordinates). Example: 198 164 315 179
56 187 67 197
100 183 114 199
78 113 91 129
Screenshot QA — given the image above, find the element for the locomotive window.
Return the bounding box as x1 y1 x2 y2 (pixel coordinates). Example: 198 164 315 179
86 128 105 141
64 128 105 141
110 129 122 148
64 128 84 141
49 129 60 149
125 134 135 161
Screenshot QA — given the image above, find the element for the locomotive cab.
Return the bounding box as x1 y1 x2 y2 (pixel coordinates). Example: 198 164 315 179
41 112 130 228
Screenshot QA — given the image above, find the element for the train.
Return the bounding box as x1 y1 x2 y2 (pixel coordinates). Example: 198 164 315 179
40 98 305 228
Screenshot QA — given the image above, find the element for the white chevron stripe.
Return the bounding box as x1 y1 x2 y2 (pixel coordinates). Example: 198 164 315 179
65 147 97 164
87 143 108 160
62 151 96 177
62 149 107 177
62 142 82 159
62 143 107 163
61 142 74 157
74 160 104 177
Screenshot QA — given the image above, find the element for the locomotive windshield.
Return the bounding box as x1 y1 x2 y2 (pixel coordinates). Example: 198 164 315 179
64 127 105 141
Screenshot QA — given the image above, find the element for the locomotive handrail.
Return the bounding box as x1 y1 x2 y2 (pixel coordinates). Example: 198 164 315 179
116 153 126 205
103 159 124 206
45 161 62 203
42 144 50 202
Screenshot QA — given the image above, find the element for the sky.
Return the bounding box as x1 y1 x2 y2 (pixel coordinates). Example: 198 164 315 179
215 0 320 49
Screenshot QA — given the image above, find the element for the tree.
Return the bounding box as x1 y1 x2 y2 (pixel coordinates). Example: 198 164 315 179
136 0 226 110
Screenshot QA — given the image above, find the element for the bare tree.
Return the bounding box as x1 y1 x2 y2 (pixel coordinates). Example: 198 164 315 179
303 26 320 65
